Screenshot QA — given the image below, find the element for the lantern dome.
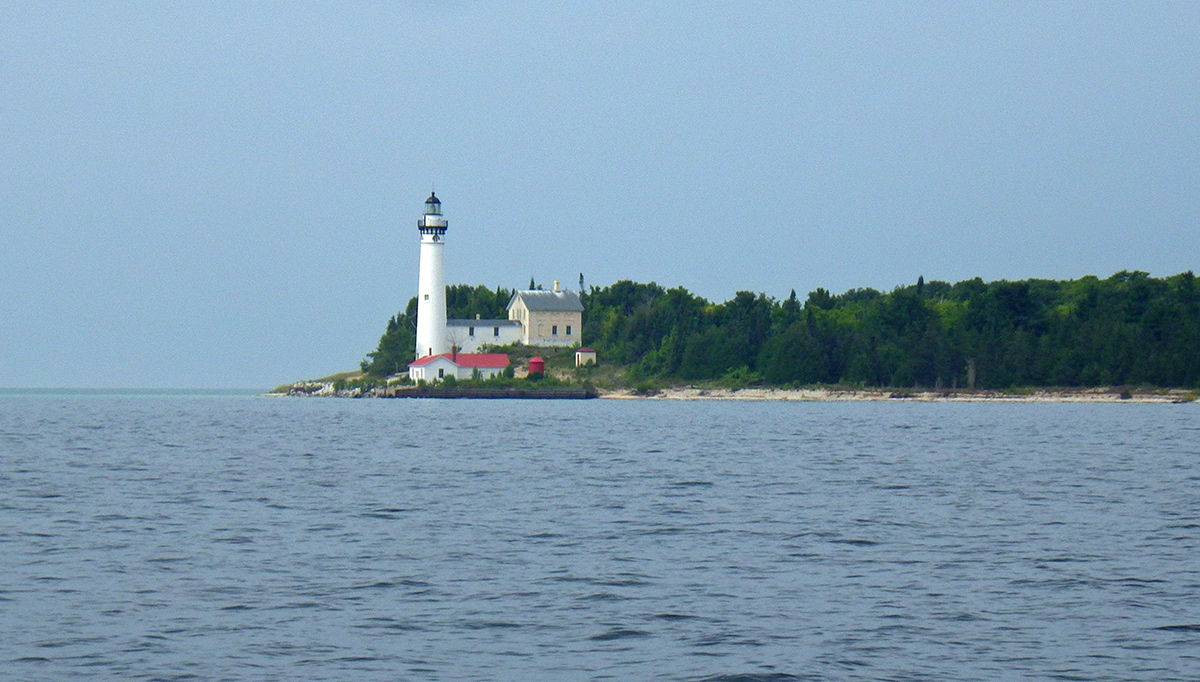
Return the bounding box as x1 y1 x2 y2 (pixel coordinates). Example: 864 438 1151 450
424 192 442 216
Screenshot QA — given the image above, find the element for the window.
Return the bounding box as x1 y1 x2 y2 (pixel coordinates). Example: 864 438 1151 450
468 327 475 336
424 294 429 300
552 325 558 335
438 368 444 379
566 325 572 336
493 327 500 337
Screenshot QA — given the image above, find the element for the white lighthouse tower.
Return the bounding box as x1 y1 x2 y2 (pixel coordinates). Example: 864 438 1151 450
415 192 449 359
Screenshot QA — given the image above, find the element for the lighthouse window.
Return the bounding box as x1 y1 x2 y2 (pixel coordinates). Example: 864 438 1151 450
424 294 429 300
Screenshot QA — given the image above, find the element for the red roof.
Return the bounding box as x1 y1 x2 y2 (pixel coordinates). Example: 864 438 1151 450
576 347 596 353
409 353 509 369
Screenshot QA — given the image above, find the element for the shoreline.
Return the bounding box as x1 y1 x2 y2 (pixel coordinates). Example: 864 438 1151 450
268 381 1196 403
599 387 1197 403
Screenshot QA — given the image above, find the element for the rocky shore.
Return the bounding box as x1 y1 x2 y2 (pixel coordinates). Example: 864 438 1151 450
266 382 362 398
270 382 1196 403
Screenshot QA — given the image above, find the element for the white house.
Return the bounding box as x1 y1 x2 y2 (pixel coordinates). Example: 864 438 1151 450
446 317 523 353
408 352 510 382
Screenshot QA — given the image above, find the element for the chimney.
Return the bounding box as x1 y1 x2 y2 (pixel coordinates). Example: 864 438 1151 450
553 280 560 292
451 346 457 363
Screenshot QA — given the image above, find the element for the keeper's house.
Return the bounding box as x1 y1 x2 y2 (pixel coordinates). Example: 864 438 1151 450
507 283 584 347
408 352 510 382
447 317 522 353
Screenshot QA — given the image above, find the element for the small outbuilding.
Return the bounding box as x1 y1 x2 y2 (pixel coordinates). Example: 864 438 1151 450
408 352 510 382
575 347 597 367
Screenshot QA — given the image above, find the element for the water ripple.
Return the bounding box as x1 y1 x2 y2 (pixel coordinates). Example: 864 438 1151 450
1 397 1198 681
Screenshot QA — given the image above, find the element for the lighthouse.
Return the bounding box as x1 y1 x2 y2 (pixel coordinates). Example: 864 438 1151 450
415 192 449 359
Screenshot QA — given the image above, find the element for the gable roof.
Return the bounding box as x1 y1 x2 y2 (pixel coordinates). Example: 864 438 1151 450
507 290 584 313
446 319 521 327
408 353 510 369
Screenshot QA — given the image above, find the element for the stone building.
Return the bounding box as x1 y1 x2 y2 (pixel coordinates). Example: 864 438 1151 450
507 283 584 347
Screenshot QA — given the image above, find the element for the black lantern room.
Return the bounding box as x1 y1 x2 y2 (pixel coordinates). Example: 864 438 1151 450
424 192 442 216
418 192 448 236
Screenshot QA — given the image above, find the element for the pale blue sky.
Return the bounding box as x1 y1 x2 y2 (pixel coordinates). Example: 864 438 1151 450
2 2 1197 388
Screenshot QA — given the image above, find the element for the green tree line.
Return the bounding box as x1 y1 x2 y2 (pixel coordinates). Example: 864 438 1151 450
582 271 1200 388
364 272 1200 388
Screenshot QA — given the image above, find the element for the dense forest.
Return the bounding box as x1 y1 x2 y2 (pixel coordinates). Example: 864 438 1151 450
363 272 1200 389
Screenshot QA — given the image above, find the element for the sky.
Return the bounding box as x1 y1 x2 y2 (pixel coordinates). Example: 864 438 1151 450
2 2 1197 389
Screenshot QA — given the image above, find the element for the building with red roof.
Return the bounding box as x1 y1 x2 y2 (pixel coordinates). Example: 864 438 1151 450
408 352 510 382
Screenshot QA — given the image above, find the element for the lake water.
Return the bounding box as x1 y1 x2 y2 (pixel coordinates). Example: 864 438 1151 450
2 393 1198 681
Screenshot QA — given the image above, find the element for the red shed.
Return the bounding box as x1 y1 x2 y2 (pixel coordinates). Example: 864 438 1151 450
528 356 545 375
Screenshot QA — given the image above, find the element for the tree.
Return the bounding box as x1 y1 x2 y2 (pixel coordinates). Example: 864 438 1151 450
806 287 835 311
782 289 800 315
362 298 418 376
759 320 830 384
